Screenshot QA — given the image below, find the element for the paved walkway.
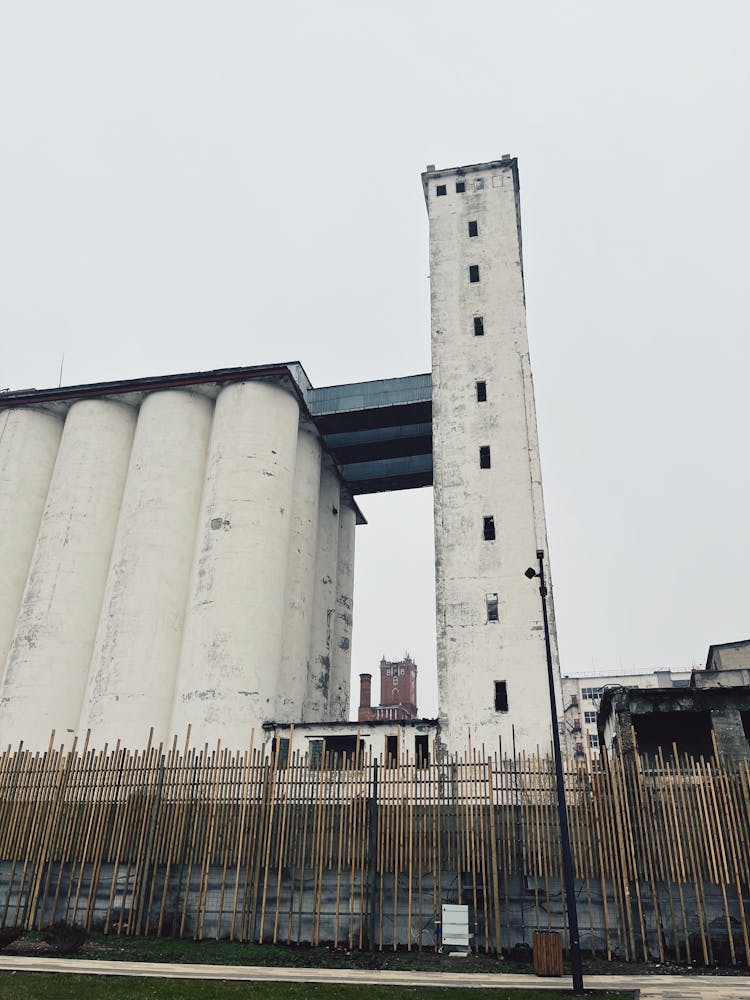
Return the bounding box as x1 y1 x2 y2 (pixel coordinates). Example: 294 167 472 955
0 955 748 999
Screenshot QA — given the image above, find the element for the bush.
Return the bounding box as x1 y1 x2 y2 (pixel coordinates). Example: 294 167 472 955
0 926 24 949
42 921 89 955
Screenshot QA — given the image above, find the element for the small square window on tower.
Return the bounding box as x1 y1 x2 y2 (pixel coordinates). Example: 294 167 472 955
494 680 508 711
479 445 491 469
436 184 447 196
469 264 480 283
483 515 495 540
473 315 484 336
476 381 487 402
486 593 499 622
474 178 485 191
468 220 478 237
456 181 465 193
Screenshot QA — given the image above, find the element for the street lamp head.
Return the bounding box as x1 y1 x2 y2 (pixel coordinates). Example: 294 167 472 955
524 567 537 580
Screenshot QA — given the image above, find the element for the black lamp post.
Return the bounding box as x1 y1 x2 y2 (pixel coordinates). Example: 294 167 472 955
524 549 584 995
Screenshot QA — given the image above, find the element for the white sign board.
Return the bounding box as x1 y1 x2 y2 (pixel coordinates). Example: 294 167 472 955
441 903 470 947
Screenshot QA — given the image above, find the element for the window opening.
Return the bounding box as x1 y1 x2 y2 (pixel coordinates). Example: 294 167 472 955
486 593 499 622
584 711 596 725
468 220 478 237
469 264 480 283
474 178 485 191
436 184 447 197
456 181 465 193
415 735 429 768
476 381 487 402
589 733 599 749
483 515 495 541
479 445 491 469
386 734 398 766
473 316 484 336
494 680 508 711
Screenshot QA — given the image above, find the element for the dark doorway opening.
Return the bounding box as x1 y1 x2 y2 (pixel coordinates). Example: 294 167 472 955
633 710 714 759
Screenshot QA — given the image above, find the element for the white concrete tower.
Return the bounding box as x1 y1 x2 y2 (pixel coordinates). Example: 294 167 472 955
424 158 563 755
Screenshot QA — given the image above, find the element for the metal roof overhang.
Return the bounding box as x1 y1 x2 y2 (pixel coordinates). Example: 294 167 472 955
1 365 434 499
307 374 433 495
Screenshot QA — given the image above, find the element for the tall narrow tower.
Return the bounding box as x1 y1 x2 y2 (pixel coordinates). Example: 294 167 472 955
423 158 563 754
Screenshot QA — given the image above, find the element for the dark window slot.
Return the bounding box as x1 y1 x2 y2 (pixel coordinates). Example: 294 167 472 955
494 680 508 711
468 220 478 237
483 515 495 540
469 264 480 283
479 445 491 469
473 316 484 336
436 184 447 197
415 735 429 768
476 381 487 402
456 181 465 193
386 734 398 766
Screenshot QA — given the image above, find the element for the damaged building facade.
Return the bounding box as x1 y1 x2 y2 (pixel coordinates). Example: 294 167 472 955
0 157 562 756
598 640 750 760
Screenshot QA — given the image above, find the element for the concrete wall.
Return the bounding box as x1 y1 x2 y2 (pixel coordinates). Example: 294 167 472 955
425 161 562 755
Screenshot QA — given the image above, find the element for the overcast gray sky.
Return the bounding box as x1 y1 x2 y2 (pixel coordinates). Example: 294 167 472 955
1 2 748 717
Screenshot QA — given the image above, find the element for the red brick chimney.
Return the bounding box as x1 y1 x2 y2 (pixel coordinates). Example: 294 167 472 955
358 673 373 722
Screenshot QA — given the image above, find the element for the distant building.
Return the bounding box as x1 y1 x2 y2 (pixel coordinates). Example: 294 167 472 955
358 654 418 722
561 668 692 757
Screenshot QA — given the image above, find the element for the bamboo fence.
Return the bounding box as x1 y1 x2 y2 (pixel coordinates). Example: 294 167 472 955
0 729 748 965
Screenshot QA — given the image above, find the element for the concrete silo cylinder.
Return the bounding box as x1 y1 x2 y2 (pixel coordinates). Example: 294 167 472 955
328 495 356 721
303 455 341 722
276 425 322 723
171 380 299 749
79 390 213 749
0 399 136 751
0 407 63 676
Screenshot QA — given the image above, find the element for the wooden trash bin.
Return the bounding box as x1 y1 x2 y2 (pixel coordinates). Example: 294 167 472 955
533 930 563 977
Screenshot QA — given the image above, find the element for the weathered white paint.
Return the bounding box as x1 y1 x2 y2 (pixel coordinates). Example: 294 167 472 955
426 162 563 755
303 455 340 721
0 408 63 675
170 380 299 749
276 423 322 722
79 390 213 749
0 400 136 750
327 494 356 720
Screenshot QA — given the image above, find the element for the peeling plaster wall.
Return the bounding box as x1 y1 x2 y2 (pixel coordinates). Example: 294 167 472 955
170 380 299 748
0 400 136 749
80 390 213 749
426 162 562 754
0 408 63 672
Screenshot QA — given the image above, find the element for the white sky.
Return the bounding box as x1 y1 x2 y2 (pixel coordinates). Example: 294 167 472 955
1 2 748 718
